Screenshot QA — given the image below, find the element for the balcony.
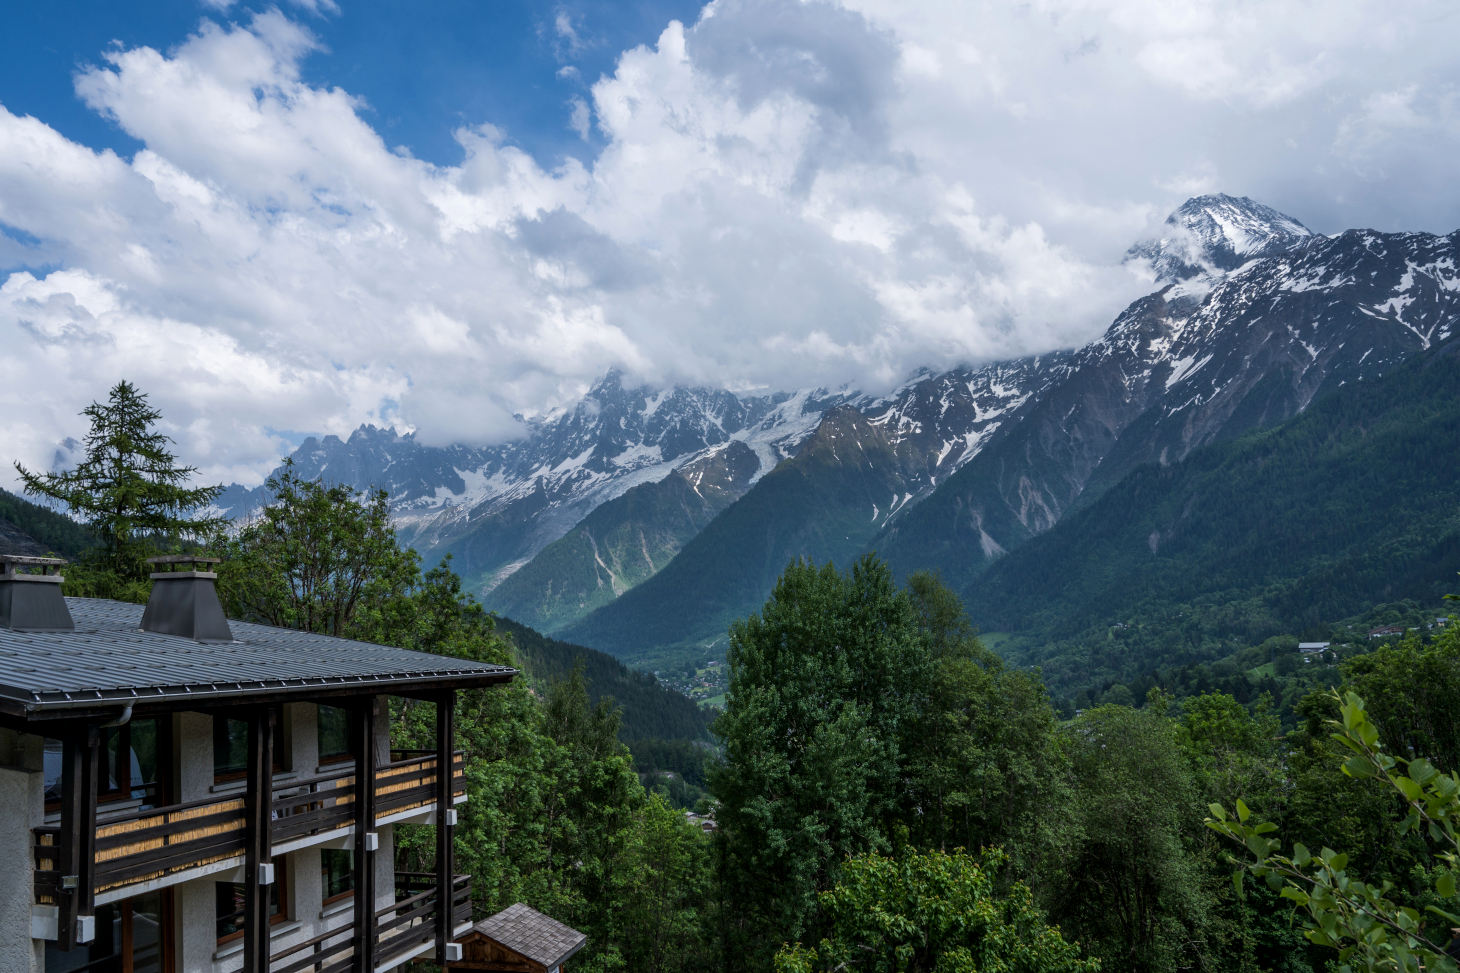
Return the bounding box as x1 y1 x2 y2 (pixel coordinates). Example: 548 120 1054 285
32 749 465 905
265 872 471 973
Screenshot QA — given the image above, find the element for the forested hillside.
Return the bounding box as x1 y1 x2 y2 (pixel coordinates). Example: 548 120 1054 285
492 615 714 742
0 486 94 557
965 337 1460 697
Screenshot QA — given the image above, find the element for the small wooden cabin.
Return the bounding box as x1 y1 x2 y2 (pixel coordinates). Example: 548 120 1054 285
451 903 586 972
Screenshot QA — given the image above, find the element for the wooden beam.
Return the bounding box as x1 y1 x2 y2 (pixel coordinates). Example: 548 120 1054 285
242 706 275 973
436 690 456 960
352 696 379 972
56 724 99 951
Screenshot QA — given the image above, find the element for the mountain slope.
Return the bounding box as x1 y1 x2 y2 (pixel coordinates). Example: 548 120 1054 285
0 488 94 557
964 337 1460 695
494 615 714 742
485 441 761 632
561 406 916 656
214 374 861 594
876 220 1460 592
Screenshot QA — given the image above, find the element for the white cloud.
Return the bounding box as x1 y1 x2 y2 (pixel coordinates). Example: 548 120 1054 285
2 0 1458 487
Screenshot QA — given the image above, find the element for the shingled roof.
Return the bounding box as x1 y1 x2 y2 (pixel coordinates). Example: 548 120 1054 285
472 903 586 970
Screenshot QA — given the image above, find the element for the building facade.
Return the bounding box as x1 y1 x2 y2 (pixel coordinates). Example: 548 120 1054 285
0 554 516 973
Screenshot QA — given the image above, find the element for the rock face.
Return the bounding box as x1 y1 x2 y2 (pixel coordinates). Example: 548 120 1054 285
486 441 762 632
215 377 865 592
877 224 1460 592
214 354 1069 604
1126 193 1314 283
0 519 47 556
212 196 1460 659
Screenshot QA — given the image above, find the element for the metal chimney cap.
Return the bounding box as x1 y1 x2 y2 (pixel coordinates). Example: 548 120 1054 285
146 555 221 567
1 555 68 579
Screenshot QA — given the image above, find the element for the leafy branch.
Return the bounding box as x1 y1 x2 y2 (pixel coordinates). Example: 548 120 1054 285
1206 690 1460 973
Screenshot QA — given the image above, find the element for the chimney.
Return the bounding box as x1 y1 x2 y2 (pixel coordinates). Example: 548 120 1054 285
0 556 75 631
140 556 234 642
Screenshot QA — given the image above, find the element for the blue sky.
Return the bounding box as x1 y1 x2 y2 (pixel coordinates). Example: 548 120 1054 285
3 0 701 168
1 0 1458 485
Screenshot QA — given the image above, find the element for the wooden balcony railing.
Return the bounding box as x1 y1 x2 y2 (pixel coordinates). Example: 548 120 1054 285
33 750 465 903
265 872 471 973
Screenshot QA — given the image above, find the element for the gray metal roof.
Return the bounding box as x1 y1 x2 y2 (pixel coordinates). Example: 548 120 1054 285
472 903 587 970
0 598 516 715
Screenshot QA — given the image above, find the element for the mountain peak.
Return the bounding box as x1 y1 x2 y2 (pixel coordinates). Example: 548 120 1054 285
1128 193 1312 284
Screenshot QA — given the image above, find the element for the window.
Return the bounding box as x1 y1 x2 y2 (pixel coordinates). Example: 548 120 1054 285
317 705 350 764
213 718 249 782
44 890 169 973
46 719 167 812
103 719 162 805
216 859 287 943
320 849 354 904
214 713 283 782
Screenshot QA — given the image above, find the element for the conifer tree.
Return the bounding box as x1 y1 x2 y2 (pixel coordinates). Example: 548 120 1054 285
14 381 223 577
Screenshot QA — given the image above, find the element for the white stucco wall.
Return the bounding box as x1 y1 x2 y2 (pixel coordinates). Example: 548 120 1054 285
0 730 45 973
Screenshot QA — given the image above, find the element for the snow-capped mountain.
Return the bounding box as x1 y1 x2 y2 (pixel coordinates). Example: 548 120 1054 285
879 222 1460 592
216 378 862 589
213 195 1460 651
1126 193 1314 285
215 354 1069 598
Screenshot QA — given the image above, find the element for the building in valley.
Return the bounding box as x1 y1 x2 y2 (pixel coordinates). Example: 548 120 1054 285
0 554 517 973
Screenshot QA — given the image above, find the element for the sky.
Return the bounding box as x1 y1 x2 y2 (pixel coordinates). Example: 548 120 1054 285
2 0 1458 488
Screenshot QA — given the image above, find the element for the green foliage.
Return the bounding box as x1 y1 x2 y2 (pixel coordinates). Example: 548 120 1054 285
0 486 94 557
629 738 713 810
901 572 1072 877
774 848 1099 973
1341 621 1460 774
219 459 417 636
1049 704 1210 973
711 555 933 963
1208 688 1460 973
15 380 223 581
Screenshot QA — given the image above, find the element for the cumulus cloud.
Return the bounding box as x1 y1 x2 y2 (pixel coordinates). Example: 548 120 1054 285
1 0 1457 487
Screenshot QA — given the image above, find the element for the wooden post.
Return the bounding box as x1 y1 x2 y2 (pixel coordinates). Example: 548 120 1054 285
352 697 378 972
435 690 456 962
57 724 99 951
243 707 275 973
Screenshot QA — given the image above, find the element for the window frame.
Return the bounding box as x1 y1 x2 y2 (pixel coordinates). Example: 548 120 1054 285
215 857 289 945
316 704 353 766
319 847 356 907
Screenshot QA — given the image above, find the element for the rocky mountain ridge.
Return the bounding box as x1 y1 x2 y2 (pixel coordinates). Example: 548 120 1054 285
210 195 1460 659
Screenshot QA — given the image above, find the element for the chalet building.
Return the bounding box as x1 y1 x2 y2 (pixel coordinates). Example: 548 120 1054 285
0 554 517 973
455 903 586 973
1368 625 1405 639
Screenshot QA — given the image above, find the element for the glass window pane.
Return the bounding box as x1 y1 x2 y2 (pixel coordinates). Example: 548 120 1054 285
43 738 63 802
102 726 121 793
215 883 245 941
216 880 280 941
318 705 349 760
130 719 159 789
214 719 248 778
321 849 354 900
129 892 164 973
